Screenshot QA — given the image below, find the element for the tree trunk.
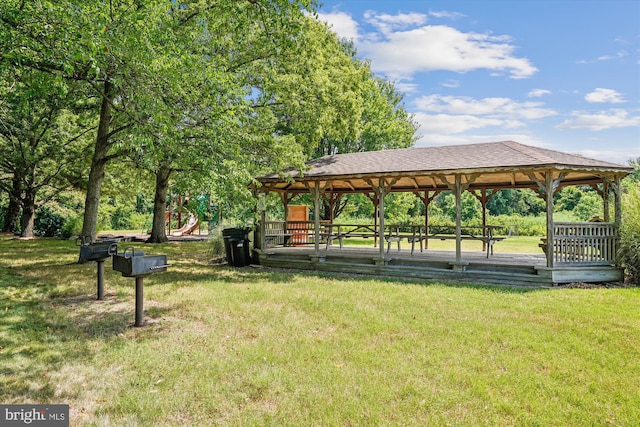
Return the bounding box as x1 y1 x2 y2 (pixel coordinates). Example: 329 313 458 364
19 189 36 238
147 164 172 243
2 174 22 233
80 80 113 242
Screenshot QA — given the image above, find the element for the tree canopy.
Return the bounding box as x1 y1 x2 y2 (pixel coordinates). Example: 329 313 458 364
1 0 424 239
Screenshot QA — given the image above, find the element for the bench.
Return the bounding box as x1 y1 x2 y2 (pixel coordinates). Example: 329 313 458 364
426 234 504 258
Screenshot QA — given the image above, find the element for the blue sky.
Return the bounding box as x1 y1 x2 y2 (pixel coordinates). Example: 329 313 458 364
316 0 640 165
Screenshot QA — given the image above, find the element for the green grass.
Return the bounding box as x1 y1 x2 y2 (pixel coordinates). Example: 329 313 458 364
1 235 638 426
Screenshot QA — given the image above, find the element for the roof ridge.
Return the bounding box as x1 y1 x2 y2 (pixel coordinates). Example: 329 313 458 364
501 140 560 163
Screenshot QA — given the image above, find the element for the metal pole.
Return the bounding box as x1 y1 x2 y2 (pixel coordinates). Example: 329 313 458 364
135 276 144 327
97 259 105 300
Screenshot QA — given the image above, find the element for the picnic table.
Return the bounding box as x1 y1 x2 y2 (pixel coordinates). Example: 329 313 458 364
419 225 505 258
321 224 379 249
319 224 505 257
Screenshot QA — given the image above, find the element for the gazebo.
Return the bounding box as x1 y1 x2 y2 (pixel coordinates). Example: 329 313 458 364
252 141 633 286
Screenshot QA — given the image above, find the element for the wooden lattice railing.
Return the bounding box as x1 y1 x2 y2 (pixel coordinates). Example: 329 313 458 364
262 221 324 247
552 222 618 265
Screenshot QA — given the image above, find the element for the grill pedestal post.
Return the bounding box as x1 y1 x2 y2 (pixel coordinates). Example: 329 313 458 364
135 276 144 327
97 260 105 300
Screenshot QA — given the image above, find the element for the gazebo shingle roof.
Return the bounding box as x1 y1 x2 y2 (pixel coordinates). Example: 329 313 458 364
294 141 626 176
257 141 632 193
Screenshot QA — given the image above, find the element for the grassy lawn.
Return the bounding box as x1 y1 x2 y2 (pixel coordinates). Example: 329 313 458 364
1 235 638 426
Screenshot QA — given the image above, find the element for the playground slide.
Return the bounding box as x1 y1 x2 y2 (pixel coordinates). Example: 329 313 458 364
172 215 199 237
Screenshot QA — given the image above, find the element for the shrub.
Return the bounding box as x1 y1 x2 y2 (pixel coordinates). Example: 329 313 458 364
60 214 83 240
208 224 236 260
34 206 66 237
111 205 135 229
618 185 640 284
209 231 226 259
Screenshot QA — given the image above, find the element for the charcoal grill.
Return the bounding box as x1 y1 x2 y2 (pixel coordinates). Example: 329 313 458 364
112 247 168 277
112 246 169 327
77 236 119 300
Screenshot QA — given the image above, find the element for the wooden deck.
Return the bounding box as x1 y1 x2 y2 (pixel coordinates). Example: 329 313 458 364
254 245 624 287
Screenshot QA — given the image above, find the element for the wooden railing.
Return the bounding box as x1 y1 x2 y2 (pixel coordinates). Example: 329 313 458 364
262 221 326 247
552 222 618 265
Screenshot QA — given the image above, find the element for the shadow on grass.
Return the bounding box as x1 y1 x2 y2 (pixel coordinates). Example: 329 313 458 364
0 263 172 403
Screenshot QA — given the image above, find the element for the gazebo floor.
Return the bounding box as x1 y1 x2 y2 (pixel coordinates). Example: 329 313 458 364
254 245 623 287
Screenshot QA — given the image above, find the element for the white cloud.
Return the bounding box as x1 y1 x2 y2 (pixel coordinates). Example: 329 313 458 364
575 149 639 165
578 50 629 64
394 82 420 94
363 10 427 36
427 9 466 20
413 112 505 134
441 79 460 88
316 11 360 41
358 24 537 80
413 132 548 148
556 109 640 131
528 89 551 98
318 10 537 81
585 88 625 103
415 95 557 120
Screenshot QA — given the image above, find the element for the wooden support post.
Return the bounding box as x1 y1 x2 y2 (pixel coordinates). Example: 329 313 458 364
591 181 611 222
280 192 292 222
413 190 441 250
454 175 463 264
440 174 476 264
255 191 266 250
545 171 555 268
373 181 387 260
313 183 321 256
613 175 622 226
527 171 566 269
603 181 610 222
471 189 499 252
322 191 343 223
367 178 398 260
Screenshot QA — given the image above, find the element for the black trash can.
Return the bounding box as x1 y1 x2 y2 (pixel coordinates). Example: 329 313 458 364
222 228 251 267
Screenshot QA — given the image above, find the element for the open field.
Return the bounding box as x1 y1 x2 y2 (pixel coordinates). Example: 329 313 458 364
1 235 638 426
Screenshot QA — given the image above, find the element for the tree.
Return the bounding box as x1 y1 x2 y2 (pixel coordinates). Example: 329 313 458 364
133 3 323 242
2 0 321 242
0 67 93 237
485 189 544 217
262 18 418 220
